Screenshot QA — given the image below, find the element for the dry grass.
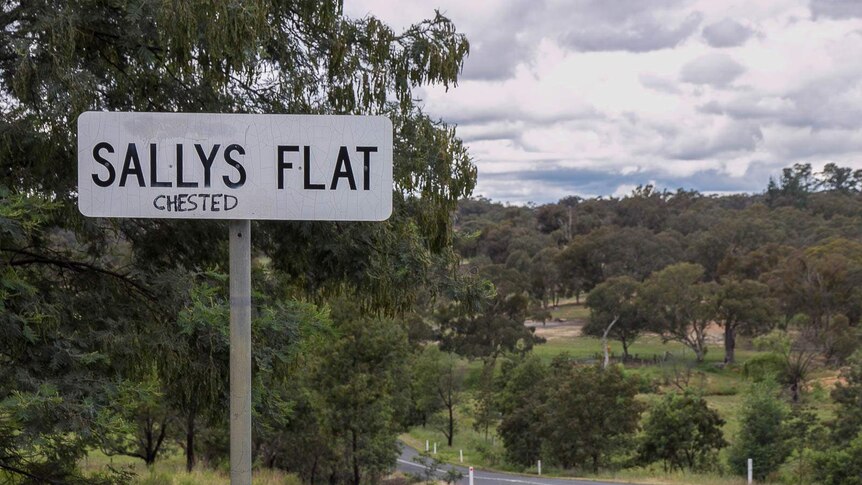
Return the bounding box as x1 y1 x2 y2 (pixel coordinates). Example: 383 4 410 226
530 320 586 340
81 451 300 485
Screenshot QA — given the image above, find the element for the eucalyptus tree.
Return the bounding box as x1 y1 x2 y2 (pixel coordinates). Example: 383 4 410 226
714 278 776 364
766 239 862 355
309 302 412 485
584 275 645 363
160 280 231 472
639 263 717 362
413 346 464 446
1 1 473 481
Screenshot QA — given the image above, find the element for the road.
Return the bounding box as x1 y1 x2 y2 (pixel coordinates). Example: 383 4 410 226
396 444 638 485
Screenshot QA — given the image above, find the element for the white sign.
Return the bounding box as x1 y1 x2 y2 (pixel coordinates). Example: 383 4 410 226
77 112 393 220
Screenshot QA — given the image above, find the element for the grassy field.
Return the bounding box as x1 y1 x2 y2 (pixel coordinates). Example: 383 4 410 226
405 302 838 485
546 300 591 321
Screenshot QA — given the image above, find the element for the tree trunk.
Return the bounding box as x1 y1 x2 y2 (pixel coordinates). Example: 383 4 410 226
185 412 195 472
352 429 360 485
724 325 736 364
447 404 454 447
601 316 619 370
146 417 168 466
144 417 155 466
621 338 630 362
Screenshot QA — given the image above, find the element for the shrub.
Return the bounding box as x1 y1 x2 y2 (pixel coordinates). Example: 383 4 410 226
812 433 862 485
639 391 726 471
728 382 790 480
540 361 644 472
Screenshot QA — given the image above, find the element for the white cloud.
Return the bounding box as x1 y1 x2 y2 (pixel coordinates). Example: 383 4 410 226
345 0 862 203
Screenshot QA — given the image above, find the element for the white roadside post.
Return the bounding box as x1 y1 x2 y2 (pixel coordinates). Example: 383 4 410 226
78 112 393 485
433 442 437 454
459 449 463 463
469 466 474 485
537 459 542 476
748 458 753 484
426 440 430 452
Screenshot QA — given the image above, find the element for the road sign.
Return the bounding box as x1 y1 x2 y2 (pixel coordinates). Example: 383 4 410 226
77 111 393 485
77 112 393 221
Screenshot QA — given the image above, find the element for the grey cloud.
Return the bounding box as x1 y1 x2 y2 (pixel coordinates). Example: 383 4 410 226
810 0 862 19
667 122 763 160
769 129 862 159
700 95 790 119
701 74 862 130
680 53 745 87
478 163 772 203
460 0 701 79
458 0 538 80
702 18 755 47
457 123 525 144
461 36 529 81
447 106 601 128
560 0 686 24
639 73 682 93
562 11 702 52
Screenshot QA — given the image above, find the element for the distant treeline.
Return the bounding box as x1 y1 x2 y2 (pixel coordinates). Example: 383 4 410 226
453 162 862 366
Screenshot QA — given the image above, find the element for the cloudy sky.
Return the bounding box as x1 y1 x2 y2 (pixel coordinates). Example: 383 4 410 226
346 0 862 204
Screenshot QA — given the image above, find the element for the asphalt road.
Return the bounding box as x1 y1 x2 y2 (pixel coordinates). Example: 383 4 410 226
396 444 638 485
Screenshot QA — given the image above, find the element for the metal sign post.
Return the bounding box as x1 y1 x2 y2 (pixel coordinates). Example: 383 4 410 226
229 220 252 484
78 112 392 485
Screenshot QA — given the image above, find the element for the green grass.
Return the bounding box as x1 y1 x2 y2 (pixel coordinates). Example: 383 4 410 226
549 302 590 321
401 410 512 472
532 333 706 363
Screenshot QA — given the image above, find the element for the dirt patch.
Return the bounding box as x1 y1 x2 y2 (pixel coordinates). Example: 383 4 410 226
526 318 586 340
815 373 846 391
526 320 729 343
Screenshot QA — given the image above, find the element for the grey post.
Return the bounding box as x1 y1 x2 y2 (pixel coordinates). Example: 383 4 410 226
230 220 252 484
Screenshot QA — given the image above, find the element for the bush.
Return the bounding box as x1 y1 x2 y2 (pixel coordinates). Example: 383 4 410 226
540 361 644 472
812 433 862 485
638 391 726 471
496 355 548 468
743 353 785 382
728 382 790 480
831 351 862 444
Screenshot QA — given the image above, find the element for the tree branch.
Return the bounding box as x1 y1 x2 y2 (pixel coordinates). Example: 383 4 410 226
5 248 154 298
